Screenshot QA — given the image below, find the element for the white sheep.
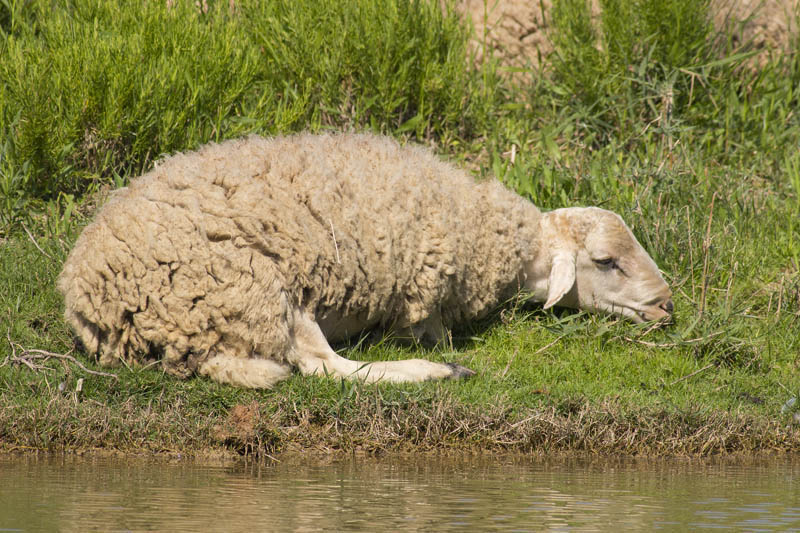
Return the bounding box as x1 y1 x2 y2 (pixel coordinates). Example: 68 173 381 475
58 132 673 388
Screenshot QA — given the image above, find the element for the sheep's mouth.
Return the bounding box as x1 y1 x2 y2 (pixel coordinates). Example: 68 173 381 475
635 306 674 324
599 302 673 324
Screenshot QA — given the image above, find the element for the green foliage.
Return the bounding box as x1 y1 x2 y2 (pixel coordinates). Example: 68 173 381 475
0 0 40 37
243 0 473 135
542 0 787 155
0 0 485 233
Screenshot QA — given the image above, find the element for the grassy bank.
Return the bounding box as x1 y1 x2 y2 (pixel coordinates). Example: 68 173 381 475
1 0 800 457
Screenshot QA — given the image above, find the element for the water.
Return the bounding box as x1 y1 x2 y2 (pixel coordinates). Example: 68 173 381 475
1 455 799 531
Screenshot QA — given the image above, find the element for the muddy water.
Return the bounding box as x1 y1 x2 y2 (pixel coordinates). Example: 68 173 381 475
1 455 799 531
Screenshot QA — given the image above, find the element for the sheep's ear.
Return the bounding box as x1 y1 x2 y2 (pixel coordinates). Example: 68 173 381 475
543 251 576 309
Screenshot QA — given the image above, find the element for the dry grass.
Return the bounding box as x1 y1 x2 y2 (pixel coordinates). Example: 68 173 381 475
2 387 798 460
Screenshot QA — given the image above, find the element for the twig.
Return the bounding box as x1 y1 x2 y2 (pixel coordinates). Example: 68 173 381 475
534 335 564 355
677 286 697 307
1 332 15 368
6 331 16 359
639 320 665 337
699 192 717 319
624 331 723 348
492 415 538 439
725 256 737 316
19 350 117 379
6 336 118 380
13 353 43 372
686 207 696 302
499 334 564 379
666 363 714 387
499 348 518 379
22 224 54 260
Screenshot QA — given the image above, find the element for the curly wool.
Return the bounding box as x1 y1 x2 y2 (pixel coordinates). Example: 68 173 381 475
58 133 541 377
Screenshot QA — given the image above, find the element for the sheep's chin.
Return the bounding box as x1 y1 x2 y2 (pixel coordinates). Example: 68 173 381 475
592 302 670 324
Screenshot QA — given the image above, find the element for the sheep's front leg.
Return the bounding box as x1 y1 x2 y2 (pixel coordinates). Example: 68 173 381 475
289 309 474 383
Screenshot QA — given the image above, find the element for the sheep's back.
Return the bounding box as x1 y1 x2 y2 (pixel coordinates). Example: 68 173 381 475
205 133 538 327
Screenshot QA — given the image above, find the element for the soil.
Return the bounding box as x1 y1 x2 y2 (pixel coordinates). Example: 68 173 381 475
457 0 798 69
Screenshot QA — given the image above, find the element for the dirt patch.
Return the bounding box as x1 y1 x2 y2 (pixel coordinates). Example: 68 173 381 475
712 0 798 53
212 401 261 448
458 0 798 69
457 0 555 69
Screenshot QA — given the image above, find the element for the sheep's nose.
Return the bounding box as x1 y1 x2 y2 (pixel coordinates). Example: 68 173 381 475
660 299 674 314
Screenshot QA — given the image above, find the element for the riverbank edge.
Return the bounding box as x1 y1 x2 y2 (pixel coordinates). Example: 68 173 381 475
2 393 799 460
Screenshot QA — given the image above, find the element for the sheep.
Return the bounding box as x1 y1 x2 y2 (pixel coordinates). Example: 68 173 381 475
58 132 674 388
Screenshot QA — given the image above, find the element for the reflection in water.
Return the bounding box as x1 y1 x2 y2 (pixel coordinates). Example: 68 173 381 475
1 455 799 531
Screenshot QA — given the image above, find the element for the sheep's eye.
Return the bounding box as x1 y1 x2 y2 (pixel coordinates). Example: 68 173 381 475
593 257 616 268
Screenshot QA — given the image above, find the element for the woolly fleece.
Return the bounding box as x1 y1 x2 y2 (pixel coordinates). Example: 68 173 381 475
58 133 541 378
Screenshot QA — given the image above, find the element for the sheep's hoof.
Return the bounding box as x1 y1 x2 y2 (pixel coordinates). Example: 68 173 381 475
446 362 476 380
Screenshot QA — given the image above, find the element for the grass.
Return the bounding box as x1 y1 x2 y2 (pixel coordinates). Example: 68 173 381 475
0 0 483 226
1 0 800 457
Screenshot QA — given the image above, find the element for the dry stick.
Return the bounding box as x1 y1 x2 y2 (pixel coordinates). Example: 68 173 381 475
678 140 700 183
500 335 564 379
534 335 565 355
624 331 722 349
677 286 697 307
699 193 717 319
639 320 666 337
492 415 538 439
19 350 118 379
501 335 565 378
6 331 16 360
678 68 704 108
499 348 518 379
666 363 714 388
725 255 737 316
655 147 671 175
687 208 696 302
7 337 118 380
21 224 54 260
767 290 774 316
776 380 793 394
0 332 15 368
12 353 42 372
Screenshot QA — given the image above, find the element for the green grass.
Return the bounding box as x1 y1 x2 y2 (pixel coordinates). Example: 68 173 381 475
0 0 485 227
1 0 800 457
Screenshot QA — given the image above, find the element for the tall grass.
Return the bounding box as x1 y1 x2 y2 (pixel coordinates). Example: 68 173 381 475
528 0 800 166
0 0 486 232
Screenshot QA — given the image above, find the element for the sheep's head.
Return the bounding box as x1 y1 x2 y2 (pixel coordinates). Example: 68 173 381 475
524 207 674 323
